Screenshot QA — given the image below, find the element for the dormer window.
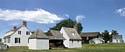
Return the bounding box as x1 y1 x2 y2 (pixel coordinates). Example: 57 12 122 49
18 31 21 34
26 31 30 35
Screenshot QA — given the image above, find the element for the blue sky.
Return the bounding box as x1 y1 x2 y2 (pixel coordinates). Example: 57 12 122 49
0 0 125 41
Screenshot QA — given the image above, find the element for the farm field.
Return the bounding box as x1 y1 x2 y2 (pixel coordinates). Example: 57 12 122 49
1 43 125 52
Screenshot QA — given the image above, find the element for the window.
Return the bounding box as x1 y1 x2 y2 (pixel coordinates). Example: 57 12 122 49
28 38 29 43
26 31 30 35
72 40 73 43
15 38 20 43
18 31 21 34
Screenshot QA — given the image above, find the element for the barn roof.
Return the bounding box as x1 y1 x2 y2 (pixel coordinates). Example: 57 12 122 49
29 30 48 39
48 30 65 40
62 27 82 40
80 32 100 37
112 35 122 39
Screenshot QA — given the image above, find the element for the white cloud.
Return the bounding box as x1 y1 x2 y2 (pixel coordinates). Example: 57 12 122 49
0 9 64 23
116 8 125 16
64 14 69 18
76 15 85 23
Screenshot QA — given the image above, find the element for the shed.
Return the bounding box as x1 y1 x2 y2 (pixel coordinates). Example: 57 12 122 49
60 27 82 48
80 32 100 43
47 30 65 48
89 38 104 44
28 30 49 50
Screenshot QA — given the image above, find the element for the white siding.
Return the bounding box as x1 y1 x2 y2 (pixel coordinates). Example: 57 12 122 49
89 38 104 44
63 40 69 48
112 39 121 43
60 28 69 40
69 41 82 48
60 27 82 48
28 39 49 50
60 28 70 48
5 26 31 46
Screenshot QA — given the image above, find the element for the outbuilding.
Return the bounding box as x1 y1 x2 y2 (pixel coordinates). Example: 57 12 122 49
60 27 82 48
80 32 100 43
47 30 65 48
28 30 49 50
112 35 124 43
89 38 104 44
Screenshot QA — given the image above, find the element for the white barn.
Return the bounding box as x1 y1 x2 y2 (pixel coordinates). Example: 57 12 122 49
28 30 49 50
3 21 31 46
60 27 82 48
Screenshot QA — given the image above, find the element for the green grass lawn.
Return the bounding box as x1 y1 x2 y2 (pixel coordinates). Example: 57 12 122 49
1 43 125 52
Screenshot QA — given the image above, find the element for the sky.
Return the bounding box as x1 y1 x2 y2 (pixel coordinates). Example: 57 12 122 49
0 0 125 41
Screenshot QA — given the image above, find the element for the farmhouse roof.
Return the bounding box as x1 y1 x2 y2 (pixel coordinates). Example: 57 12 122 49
29 29 48 39
48 30 65 40
4 21 29 38
62 27 82 40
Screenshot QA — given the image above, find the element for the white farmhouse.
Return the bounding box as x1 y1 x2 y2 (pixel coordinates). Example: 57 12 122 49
3 21 31 46
112 35 124 43
28 30 49 50
60 27 82 48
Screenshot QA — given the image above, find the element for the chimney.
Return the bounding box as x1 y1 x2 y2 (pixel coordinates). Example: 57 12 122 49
13 26 17 31
22 21 27 27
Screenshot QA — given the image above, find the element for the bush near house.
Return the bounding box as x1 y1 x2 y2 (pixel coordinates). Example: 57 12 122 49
1 43 125 52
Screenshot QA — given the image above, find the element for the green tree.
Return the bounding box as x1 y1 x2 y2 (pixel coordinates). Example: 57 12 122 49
50 19 83 34
110 30 118 42
102 30 110 43
111 30 118 36
76 23 83 34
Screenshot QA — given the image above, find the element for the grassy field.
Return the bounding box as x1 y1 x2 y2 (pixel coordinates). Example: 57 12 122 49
1 43 125 52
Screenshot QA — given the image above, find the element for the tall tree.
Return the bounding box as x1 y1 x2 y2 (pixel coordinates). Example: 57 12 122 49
111 30 118 36
50 19 83 34
102 30 110 43
76 23 83 34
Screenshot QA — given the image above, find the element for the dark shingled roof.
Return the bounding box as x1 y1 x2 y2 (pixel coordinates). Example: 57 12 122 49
80 32 100 37
48 30 65 40
29 30 48 39
4 21 29 38
62 27 82 40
